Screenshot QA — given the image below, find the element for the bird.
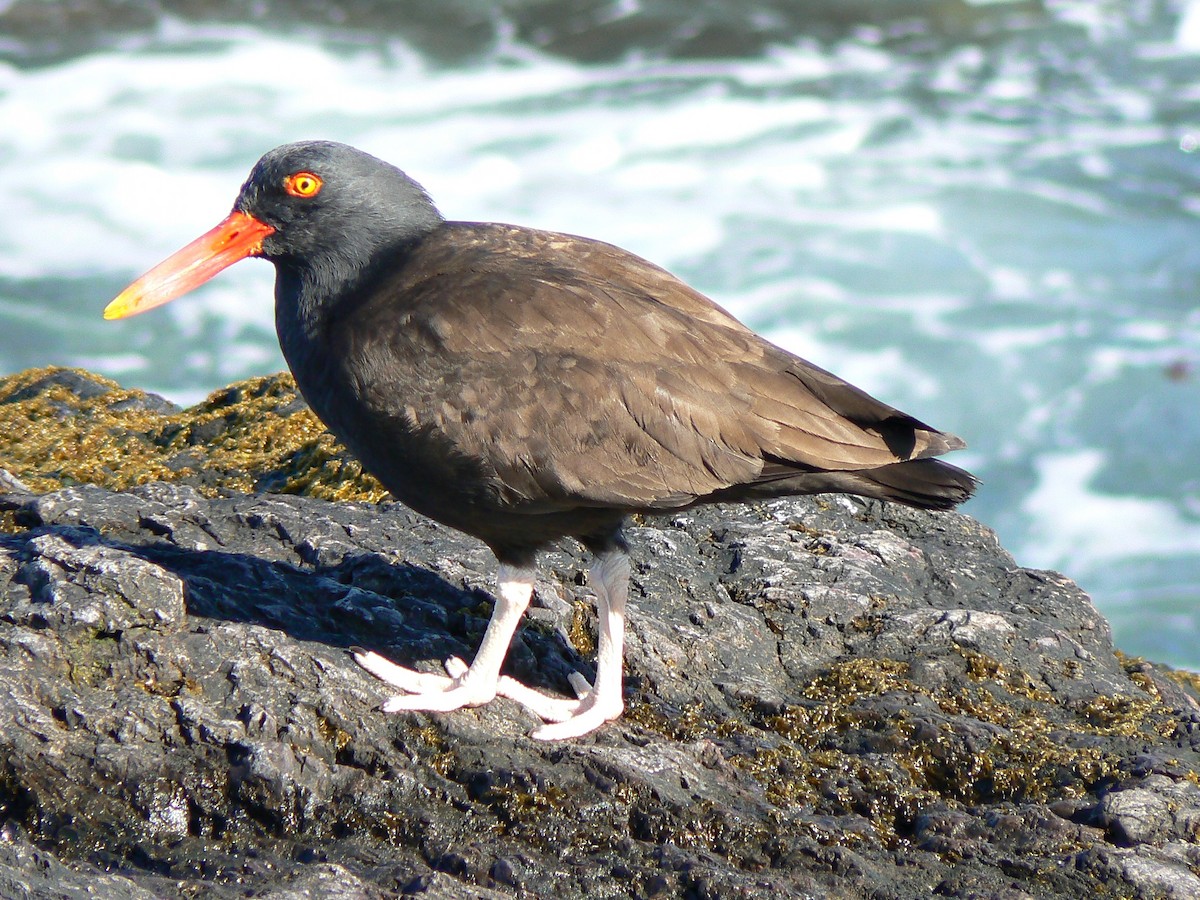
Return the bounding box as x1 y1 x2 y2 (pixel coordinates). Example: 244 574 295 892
105 140 976 740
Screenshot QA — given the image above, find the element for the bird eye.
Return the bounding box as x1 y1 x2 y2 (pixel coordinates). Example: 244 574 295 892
283 171 323 198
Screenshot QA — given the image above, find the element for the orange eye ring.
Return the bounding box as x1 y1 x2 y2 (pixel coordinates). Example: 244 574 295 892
283 171 323 198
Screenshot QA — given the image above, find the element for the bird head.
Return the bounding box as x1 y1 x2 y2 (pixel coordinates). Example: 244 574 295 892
104 141 442 320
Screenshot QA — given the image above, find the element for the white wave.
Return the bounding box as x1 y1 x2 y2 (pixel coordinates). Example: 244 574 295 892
1179 0 1200 50
1021 450 1200 572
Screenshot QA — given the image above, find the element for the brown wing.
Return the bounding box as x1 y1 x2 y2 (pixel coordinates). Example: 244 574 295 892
342 223 965 512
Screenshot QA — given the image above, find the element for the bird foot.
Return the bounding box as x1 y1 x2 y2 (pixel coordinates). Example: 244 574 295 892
500 669 623 740
529 696 625 741
352 650 497 711
353 649 614 736
353 648 454 692
490 670 590 722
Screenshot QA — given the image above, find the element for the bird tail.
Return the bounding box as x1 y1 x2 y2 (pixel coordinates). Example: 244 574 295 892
719 457 978 510
844 458 978 510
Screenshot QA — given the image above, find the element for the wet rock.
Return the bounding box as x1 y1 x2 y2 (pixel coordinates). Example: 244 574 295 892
1099 776 1200 847
0 369 1199 898
5 530 186 637
1080 845 1200 900
0 838 161 900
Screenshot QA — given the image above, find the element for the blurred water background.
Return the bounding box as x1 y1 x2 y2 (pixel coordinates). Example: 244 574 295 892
0 0 1197 666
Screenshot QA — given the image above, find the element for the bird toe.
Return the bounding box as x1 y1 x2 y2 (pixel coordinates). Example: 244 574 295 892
354 650 456 693
566 671 593 700
380 682 498 713
529 704 621 741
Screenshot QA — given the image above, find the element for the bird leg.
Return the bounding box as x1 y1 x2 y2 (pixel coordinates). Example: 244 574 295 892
354 551 631 740
528 549 629 741
353 564 534 712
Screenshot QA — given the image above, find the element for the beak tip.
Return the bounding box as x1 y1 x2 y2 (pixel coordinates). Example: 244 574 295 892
100 210 273 324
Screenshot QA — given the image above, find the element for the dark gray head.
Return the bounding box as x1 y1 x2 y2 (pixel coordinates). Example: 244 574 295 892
235 140 445 270
103 141 445 324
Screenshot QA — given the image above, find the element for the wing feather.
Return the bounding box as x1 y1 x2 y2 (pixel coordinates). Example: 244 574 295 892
339 223 966 513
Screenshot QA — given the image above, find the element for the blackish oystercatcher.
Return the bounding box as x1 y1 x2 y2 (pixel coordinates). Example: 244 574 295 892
105 141 976 740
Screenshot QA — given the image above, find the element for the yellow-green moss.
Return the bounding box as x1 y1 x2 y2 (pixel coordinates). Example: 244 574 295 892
479 783 571 833
315 714 354 754
624 699 752 743
1122 649 1200 706
958 648 1054 703
568 598 597 657
0 366 386 504
0 367 179 491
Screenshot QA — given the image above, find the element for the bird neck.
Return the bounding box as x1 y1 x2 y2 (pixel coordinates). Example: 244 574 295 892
272 223 434 340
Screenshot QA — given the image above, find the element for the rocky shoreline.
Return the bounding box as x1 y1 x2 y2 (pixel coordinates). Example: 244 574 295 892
1 368 1199 898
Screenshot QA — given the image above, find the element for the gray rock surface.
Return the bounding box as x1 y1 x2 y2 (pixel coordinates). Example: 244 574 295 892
1 476 1199 898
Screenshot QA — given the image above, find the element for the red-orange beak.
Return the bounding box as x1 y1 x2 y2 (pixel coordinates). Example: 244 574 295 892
103 211 276 320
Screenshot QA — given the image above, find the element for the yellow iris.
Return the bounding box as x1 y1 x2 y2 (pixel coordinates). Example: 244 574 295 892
284 172 323 198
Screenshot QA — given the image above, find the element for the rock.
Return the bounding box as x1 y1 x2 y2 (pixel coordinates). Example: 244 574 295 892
0 367 383 501
1099 775 1200 846
0 837 161 900
1 368 1199 898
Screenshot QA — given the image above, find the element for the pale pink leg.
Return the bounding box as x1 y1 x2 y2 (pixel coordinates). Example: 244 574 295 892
353 564 533 712
354 552 631 739
530 550 629 740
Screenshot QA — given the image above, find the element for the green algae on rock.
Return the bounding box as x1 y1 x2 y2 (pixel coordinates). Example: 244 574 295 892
0 366 385 503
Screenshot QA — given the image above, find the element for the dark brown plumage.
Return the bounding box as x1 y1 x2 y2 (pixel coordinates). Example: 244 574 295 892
106 141 976 739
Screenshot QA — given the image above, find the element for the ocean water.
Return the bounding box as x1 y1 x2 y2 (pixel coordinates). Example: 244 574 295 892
0 0 1197 667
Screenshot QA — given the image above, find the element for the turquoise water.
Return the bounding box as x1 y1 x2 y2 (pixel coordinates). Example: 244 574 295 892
1 1 1198 666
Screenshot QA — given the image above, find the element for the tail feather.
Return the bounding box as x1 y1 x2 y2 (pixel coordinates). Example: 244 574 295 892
847 458 978 510
704 457 978 510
